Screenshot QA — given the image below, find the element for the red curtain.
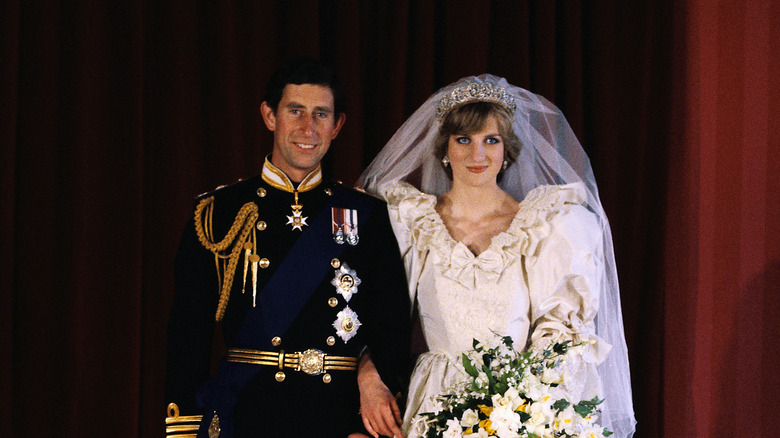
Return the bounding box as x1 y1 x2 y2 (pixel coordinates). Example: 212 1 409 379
664 0 780 437
1 1 776 437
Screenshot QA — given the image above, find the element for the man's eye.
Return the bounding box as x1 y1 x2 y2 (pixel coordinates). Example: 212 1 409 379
289 109 300 115
317 112 327 118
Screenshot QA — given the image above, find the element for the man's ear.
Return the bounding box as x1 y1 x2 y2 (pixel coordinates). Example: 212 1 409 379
260 101 276 131
331 113 346 139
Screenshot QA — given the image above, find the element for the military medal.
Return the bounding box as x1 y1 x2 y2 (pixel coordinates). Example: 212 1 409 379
331 207 359 245
285 189 308 231
331 263 361 302
261 156 320 232
332 306 361 342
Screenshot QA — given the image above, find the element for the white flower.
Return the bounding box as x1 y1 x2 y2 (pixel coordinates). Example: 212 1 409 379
579 423 606 438
553 406 579 435
540 366 563 385
409 416 429 437
460 408 480 428
472 429 490 438
489 405 521 437
443 418 462 438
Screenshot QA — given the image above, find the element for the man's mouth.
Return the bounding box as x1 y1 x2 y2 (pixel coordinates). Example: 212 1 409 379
294 142 317 150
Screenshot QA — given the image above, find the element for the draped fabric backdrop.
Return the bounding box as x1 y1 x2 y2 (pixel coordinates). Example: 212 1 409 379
1 1 777 437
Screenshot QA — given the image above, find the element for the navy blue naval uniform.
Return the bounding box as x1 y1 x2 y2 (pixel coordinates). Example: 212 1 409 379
166 158 410 437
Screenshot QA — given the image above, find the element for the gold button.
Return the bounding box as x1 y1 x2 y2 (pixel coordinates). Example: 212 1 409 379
328 297 338 307
331 258 341 268
256 221 267 231
324 188 333 196
243 241 253 250
271 336 281 346
275 371 286 382
259 258 270 268
322 373 332 383
256 187 267 197
326 336 336 346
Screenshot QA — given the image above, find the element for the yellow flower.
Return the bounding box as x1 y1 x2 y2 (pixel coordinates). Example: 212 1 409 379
516 403 529 413
478 404 493 416
478 418 496 435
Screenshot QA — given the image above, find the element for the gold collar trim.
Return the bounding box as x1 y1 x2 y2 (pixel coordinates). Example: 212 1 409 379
261 156 322 193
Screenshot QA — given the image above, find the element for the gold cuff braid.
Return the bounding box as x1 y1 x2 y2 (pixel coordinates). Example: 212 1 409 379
166 403 201 438
194 196 259 321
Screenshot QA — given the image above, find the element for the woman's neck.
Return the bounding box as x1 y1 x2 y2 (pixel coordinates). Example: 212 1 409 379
440 181 512 220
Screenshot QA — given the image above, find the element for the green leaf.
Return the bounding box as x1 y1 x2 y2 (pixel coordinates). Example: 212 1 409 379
603 429 614 436
462 353 479 377
552 398 570 412
517 411 531 423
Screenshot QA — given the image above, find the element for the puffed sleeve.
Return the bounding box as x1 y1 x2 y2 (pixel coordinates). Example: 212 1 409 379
383 181 434 308
525 197 612 399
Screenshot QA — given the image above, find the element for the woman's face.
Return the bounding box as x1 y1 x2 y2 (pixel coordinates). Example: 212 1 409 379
447 116 504 188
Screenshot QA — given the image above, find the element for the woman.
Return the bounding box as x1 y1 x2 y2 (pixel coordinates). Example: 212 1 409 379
357 75 635 438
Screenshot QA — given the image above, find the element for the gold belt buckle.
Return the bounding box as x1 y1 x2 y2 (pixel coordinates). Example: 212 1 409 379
297 349 325 375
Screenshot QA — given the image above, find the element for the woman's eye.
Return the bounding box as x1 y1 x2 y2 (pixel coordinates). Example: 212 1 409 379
486 137 500 144
455 136 470 144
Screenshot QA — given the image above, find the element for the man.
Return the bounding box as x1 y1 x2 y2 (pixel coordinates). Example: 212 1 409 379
165 58 409 438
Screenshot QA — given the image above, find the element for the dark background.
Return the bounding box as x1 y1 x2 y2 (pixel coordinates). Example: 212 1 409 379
2 1 778 437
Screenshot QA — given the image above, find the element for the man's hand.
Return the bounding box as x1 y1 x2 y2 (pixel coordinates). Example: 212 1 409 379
357 354 405 438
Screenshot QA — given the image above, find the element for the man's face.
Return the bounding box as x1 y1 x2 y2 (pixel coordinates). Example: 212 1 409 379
261 83 345 182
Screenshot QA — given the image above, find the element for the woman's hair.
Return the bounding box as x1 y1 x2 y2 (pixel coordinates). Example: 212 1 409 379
433 101 522 181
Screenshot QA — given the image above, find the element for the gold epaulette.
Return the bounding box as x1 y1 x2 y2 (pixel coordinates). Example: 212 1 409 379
194 196 258 321
165 403 201 438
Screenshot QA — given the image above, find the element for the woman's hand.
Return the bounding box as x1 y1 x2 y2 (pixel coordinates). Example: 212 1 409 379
357 353 405 438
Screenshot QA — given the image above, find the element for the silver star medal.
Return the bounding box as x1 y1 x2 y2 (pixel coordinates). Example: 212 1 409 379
332 306 361 343
331 263 361 302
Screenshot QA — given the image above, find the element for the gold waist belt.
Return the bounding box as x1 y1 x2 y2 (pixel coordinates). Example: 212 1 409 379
226 348 358 376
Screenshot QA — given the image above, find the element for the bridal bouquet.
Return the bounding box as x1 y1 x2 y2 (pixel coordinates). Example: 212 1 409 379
414 335 611 438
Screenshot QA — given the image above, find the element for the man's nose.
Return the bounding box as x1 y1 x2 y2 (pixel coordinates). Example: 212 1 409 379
300 113 316 133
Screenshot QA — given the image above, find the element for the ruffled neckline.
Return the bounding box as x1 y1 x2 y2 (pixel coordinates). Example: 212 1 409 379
385 181 586 288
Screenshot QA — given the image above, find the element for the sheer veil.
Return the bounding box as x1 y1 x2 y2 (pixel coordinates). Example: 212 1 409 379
358 75 636 438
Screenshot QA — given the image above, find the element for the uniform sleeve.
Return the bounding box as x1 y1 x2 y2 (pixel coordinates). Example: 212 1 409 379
164 217 219 415
360 199 412 396
526 203 612 400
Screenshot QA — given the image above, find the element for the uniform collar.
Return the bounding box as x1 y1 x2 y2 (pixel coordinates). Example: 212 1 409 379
261 156 322 193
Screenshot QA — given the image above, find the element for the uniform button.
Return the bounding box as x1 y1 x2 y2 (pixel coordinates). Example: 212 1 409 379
326 336 336 346
256 221 267 231
259 258 270 268
324 188 333 196
256 187 267 198
331 258 340 268
271 336 282 346
322 373 332 384
275 371 286 382
328 297 338 307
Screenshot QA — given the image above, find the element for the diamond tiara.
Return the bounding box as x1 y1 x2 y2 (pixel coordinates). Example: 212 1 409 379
435 82 516 120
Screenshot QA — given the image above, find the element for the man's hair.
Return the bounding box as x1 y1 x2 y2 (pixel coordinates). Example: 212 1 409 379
434 101 522 181
263 57 345 116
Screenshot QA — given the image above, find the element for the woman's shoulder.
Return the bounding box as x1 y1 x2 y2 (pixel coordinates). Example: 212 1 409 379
502 182 597 248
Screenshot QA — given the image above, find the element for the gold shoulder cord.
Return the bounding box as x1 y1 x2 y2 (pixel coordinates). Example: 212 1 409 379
194 196 258 321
